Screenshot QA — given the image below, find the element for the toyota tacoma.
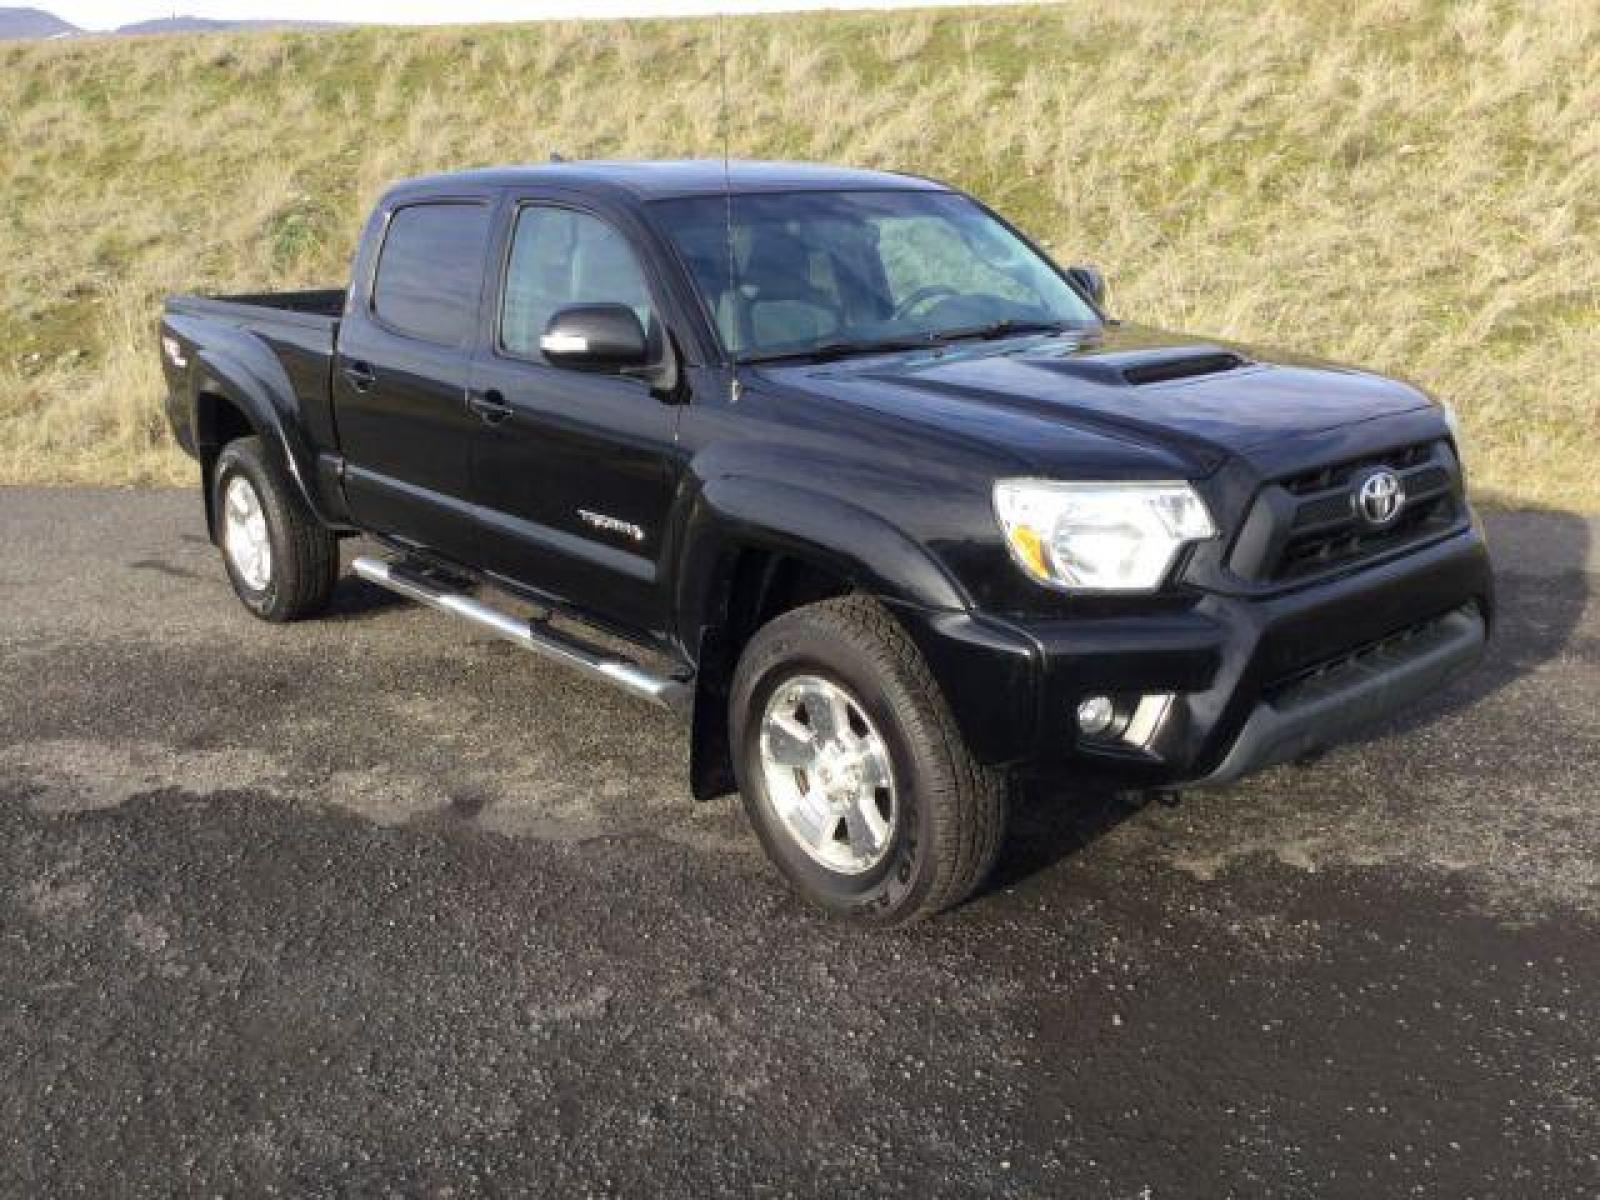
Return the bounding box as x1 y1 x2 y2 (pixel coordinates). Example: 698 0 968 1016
159 161 1492 924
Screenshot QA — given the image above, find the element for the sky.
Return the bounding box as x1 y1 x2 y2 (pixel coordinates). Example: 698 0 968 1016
49 0 1020 33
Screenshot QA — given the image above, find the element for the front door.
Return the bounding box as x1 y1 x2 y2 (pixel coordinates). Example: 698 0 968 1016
336 198 491 564
469 201 683 640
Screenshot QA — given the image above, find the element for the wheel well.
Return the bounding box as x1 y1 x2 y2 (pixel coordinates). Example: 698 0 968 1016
196 392 259 540
688 549 854 801
729 552 853 650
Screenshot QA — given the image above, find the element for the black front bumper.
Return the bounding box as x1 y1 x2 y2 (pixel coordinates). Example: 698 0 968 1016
895 523 1493 787
1194 603 1484 784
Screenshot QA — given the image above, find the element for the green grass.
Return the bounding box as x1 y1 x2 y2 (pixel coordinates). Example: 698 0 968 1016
0 0 1595 507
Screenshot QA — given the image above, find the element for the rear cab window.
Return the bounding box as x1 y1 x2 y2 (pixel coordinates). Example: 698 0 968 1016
371 201 492 346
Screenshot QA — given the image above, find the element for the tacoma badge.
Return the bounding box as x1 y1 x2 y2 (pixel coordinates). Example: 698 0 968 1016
578 508 646 542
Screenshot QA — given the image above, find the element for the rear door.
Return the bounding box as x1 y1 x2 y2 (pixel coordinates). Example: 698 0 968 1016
335 197 492 563
468 197 684 640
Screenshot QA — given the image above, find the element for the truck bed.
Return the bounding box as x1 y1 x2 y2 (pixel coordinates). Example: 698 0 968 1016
161 289 347 462
165 288 346 325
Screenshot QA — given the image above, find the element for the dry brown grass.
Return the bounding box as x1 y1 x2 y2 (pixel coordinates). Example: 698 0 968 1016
1 1 1595 505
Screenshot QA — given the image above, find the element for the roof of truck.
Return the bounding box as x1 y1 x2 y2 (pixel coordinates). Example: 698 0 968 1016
387 159 950 202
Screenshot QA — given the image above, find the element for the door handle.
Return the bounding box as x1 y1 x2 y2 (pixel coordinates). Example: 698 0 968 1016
467 389 512 425
341 360 377 392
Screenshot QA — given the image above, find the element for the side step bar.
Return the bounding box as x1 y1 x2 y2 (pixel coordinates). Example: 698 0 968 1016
352 556 692 714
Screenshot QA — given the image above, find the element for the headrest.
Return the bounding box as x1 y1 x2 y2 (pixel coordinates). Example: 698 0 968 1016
743 228 820 302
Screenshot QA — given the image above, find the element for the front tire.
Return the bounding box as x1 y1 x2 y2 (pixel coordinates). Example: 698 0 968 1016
212 436 339 622
730 595 1007 925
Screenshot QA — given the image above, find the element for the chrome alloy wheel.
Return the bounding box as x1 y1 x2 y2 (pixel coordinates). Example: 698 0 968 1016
222 474 272 592
758 674 897 875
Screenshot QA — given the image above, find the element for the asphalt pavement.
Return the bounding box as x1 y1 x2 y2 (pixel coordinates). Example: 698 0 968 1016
2 489 1597 1197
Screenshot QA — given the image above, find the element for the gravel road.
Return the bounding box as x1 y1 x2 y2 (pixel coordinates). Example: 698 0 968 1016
2 489 1597 1197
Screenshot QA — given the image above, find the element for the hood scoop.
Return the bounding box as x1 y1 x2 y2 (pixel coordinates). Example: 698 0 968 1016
1120 350 1248 385
1026 343 1251 388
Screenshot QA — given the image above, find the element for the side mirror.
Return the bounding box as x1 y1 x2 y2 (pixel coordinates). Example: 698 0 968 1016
540 304 650 372
1066 265 1107 308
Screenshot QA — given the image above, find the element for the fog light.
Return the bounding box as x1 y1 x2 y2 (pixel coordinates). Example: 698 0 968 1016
1076 694 1117 737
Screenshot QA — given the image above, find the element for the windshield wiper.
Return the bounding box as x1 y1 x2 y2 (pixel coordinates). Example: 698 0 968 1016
737 321 1073 365
928 319 1069 344
738 336 935 366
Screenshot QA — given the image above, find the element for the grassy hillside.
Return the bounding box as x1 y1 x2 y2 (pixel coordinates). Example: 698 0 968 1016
1 0 1595 506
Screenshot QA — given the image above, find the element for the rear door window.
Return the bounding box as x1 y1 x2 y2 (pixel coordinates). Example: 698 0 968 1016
371 202 491 346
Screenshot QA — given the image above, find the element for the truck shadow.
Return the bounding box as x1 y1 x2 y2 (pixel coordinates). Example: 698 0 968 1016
983 508 1594 897
322 577 408 621
987 785 1153 893
320 540 408 622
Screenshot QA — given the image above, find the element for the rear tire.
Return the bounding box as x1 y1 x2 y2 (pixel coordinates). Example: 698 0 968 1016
730 595 1007 925
212 436 339 622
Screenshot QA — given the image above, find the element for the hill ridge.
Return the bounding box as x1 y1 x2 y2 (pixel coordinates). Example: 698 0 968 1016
0 6 343 38
0 6 78 38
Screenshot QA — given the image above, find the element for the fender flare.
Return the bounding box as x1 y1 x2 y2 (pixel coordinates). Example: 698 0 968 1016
674 474 971 642
188 340 334 535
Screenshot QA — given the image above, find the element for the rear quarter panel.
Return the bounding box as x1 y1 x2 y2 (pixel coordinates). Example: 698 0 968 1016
160 298 344 524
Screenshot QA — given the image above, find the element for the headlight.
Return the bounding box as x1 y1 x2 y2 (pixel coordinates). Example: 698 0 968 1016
1440 399 1463 444
992 479 1217 593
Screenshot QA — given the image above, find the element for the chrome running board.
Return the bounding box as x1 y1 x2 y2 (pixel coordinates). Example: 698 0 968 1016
352 555 691 714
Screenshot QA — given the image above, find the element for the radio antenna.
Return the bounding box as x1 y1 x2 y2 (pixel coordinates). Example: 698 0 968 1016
717 11 740 401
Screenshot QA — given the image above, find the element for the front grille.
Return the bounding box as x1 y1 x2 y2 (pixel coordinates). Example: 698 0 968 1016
1280 442 1431 495
1229 440 1466 585
1275 493 1459 580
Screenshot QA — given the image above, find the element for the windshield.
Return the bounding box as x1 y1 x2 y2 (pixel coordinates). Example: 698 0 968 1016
654 189 1099 362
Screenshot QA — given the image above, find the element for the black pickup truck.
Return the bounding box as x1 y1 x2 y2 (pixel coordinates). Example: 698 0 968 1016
160 160 1491 923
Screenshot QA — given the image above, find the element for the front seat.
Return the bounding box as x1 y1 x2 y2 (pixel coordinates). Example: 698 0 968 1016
734 228 841 351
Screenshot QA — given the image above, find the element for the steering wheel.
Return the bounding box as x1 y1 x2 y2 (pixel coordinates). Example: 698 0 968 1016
891 285 961 322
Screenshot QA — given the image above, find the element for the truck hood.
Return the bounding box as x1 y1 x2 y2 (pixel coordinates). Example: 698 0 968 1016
774 324 1436 476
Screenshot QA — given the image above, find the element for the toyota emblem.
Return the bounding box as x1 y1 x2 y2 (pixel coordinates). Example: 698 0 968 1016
1356 469 1405 526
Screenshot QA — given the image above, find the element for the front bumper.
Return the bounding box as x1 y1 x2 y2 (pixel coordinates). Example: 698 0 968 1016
893 523 1493 787
1195 603 1484 785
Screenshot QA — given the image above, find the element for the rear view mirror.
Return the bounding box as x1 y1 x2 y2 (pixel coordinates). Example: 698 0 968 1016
540 304 650 371
1067 265 1107 308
